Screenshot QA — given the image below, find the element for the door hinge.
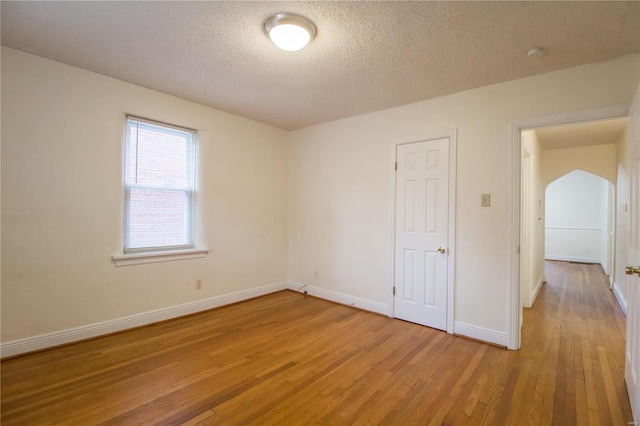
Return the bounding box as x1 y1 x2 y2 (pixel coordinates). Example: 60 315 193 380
393 286 396 296
516 246 520 255
395 162 397 171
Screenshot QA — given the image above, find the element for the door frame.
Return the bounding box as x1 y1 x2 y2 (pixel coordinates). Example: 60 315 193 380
508 104 630 350
388 129 457 334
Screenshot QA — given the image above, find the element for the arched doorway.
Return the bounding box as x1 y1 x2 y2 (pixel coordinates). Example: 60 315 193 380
545 169 615 278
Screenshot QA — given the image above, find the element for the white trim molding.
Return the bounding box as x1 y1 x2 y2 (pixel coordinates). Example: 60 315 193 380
545 226 601 231
289 281 510 347
529 276 545 307
508 103 630 350
545 255 601 264
387 129 457 334
288 281 508 346
287 281 388 315
613 282 628 315
1 281 287 358
454 322 508 347
112 247 209 267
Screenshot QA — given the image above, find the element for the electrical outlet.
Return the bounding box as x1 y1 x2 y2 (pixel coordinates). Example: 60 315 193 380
313 270 319 279
481 193 491 207
196 279 202 290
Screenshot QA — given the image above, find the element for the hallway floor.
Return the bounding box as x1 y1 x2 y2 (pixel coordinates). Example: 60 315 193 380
516 260 632 424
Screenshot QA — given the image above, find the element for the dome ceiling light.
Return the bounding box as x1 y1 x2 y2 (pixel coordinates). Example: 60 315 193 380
263 13 317 52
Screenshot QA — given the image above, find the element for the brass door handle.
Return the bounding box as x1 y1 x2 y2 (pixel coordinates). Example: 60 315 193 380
626 266 640 276
437 247 447 254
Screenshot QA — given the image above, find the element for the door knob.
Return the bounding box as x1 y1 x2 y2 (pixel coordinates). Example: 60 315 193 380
625 266 640 276
437 247 447 254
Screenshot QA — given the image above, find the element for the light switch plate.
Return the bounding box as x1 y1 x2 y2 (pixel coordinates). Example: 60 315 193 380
481 194 491 207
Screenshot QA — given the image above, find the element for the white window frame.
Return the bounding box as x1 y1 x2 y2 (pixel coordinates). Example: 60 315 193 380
113 115 208 266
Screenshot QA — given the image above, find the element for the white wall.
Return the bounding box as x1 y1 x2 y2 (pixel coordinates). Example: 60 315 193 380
521 130 545 308
288 54 639 338
545 170 607 264
1 48 290 342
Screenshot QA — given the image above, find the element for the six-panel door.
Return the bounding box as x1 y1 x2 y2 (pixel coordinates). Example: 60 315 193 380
394 138 449 331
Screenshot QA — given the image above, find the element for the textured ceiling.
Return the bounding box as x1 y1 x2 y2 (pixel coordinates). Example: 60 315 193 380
2 1 639 130
535 117 628 151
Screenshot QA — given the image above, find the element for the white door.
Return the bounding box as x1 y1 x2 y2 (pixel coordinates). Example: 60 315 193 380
626 97 640 421
394 138 449 331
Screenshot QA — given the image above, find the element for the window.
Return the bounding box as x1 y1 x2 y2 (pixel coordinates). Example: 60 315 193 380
124 116 196 252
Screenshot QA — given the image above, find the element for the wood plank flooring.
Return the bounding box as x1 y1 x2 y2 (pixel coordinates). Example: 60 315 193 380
1 261 632 424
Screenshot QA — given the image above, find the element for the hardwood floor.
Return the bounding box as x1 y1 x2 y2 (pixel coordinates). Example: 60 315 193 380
1 261 632 425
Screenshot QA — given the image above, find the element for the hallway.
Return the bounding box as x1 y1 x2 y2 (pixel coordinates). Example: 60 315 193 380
514 260 631 424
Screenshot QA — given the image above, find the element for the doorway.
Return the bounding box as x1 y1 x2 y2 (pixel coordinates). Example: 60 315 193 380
508 105 630 350
544 170 614 273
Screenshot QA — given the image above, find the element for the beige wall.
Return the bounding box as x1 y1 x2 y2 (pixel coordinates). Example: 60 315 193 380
1 48 290 341
3 47 639 347
614 84 638 312
288 54 639 334
542 144 617 188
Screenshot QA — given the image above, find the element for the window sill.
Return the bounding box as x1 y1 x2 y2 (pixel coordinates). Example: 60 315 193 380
112 248 209 267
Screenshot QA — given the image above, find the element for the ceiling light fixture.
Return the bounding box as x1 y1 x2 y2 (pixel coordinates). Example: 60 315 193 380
527 47 544 59
263 13 316 52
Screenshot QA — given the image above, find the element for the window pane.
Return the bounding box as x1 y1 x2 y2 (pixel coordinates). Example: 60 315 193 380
127 187 192 249
126 121 191 188
124 117 196 252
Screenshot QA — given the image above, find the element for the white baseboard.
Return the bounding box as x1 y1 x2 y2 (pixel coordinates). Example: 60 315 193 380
529 276 545 307
287 282 507 347
3 280 509 357
600 262 608 276
287 281 388 315
609 274 614 289
454 321 508 347
545 255 601 264
613 282 628 316
1 281 288 358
